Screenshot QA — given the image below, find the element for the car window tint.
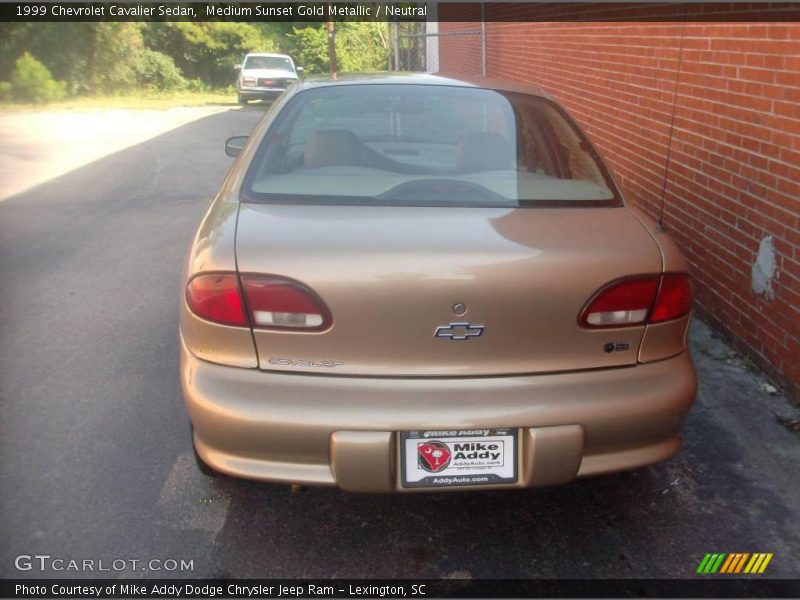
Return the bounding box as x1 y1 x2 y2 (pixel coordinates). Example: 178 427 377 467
243 84 620 208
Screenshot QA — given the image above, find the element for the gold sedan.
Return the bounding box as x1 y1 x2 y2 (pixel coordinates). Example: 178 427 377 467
180 73 696 492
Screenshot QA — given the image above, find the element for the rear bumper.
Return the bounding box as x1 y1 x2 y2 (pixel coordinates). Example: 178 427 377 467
180 337 696 492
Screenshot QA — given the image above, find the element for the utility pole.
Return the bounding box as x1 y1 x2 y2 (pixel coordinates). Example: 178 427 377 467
326 19 338 76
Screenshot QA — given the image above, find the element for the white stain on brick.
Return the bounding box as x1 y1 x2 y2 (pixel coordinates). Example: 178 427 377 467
751 236 776 300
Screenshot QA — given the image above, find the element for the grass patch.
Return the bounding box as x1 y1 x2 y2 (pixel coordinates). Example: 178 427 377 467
0 90 240 111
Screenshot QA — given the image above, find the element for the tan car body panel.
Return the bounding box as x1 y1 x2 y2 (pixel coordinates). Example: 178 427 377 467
178 74 697 491
628 206 693 363
180 197 258 368
181 335 696 492
236 204 661 376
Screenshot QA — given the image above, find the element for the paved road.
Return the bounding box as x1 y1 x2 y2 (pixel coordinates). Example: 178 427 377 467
0 107 231 201
1 107 799 581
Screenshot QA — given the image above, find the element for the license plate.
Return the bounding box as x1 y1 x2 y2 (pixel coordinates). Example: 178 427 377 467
400 429 518 488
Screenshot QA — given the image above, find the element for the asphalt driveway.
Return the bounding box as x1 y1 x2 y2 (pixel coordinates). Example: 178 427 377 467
0 106 231 202
1 107 798 581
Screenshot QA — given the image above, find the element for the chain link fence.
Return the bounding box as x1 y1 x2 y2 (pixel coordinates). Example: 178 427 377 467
388 22 486 75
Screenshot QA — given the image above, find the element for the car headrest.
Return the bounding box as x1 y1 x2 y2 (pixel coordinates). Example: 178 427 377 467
304 129 363 168
457 132 514 172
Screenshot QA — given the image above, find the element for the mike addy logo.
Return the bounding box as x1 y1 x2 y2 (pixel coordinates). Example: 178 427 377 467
696 552 773 574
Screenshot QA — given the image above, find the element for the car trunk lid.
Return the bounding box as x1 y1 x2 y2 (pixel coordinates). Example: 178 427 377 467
235 204 662 376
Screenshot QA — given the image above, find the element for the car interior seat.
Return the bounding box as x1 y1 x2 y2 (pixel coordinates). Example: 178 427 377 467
304 129 364 168
456 132 514 173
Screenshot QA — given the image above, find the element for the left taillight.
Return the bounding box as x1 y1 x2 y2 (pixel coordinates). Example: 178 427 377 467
185 273 331 331
241 275 331 331
185 273 247 326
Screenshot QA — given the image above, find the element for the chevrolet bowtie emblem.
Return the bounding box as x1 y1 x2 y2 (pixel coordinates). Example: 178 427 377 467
434 322 485 341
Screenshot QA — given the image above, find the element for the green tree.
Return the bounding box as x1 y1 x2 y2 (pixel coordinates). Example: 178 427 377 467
88 23 146 93
0 20 390 101
0 23 147 94
289 23 388 75
142 22 276 87
7 52 67 103
133 49 187 92
336 22 388 72
0 23 92 93
289 25 329 75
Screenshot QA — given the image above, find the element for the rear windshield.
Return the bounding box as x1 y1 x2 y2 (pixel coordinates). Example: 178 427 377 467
244 56 294 71
242 84 621 208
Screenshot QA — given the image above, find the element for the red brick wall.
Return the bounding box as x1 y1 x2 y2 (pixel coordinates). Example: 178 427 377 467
439 15 800 398
435 23 484 75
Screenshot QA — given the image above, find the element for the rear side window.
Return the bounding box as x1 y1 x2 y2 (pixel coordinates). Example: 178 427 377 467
243 84 621 208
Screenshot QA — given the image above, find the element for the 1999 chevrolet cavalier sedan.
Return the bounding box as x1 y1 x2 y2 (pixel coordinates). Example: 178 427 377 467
179 73 697 492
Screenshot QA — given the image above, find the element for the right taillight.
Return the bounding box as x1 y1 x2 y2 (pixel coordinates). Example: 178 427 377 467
580 274 691 328
650 273 692 323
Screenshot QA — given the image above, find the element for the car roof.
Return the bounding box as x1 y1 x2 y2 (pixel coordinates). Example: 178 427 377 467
296 72 552 99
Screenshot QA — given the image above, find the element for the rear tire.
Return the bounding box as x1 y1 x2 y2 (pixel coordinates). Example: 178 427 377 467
237 94 248 105
191 427 218 477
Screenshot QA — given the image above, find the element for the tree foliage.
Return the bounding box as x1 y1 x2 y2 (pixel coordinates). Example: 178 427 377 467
336 23 388 73
6 52 67 103
0 22 390 99
289 26 329 75
290 23 388 75
133 49 188 92
141 22 277 85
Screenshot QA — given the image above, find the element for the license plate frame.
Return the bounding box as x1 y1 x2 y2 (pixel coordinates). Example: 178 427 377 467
400 428 518 489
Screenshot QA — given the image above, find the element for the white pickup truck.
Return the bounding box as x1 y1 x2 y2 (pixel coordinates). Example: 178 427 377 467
235 53 302 104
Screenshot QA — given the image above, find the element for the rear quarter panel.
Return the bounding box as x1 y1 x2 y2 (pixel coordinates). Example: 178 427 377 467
180 193 257 368
629 207 693 363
